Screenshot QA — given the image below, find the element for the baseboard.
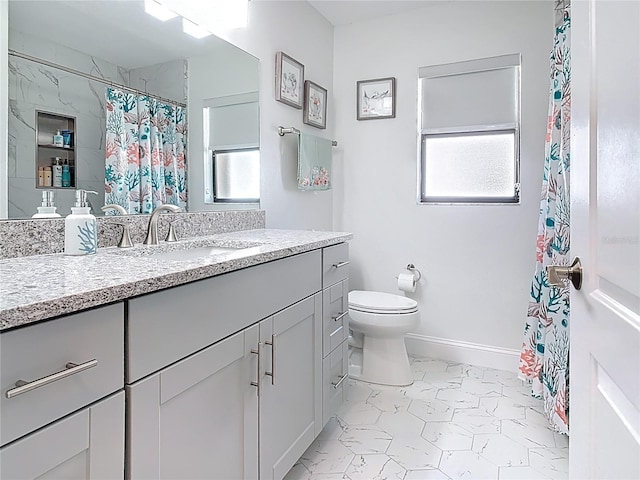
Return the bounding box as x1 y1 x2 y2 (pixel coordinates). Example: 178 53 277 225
404 333 520 372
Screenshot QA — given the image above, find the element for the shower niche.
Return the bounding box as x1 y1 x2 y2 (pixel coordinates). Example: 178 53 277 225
35 111 76 189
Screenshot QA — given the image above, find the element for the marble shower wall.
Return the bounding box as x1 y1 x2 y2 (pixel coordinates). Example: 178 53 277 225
7 29 187 219
8 28 127 218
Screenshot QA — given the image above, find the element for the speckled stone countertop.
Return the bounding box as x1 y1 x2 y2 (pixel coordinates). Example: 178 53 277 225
0 229 352 331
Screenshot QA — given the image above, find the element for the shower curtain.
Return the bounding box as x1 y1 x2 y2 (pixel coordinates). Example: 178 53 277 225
104 88 187 214
518 5 571 435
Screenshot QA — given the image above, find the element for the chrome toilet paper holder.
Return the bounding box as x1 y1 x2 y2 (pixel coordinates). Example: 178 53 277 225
396 264 422 282
406 264 422 282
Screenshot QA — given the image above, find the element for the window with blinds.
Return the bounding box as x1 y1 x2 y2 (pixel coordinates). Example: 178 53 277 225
418 54 521 204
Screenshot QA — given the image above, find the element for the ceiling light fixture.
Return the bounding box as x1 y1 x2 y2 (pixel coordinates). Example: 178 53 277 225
143 0 178 22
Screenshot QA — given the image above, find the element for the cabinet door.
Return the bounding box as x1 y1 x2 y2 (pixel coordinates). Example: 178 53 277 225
0 391 124 480
259 293 322 480
127 326 259 480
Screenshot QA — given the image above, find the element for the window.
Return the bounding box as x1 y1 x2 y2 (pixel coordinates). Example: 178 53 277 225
212 148 260 203
418 54 521 204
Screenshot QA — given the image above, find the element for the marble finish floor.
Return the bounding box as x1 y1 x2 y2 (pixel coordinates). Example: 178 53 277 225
285 356 568 480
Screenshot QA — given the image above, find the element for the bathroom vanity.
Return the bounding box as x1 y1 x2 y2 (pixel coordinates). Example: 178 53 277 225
0 228 351 480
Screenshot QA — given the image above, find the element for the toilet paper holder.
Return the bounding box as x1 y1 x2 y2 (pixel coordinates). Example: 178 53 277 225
397 264 422 282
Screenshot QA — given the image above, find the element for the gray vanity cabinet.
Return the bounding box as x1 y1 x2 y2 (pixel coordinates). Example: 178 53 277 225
125 250 324 480
127 325 259 480
259 294 323 480
0 303 125 480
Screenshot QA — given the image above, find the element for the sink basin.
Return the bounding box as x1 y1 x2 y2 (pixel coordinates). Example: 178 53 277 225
106 239 263 260
154 246 245 261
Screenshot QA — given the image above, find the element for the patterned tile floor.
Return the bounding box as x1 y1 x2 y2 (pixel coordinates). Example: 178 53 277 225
285 356 569 480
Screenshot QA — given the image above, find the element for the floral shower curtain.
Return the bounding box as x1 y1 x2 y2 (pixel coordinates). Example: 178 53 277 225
104 88 187 214
518 5 571 435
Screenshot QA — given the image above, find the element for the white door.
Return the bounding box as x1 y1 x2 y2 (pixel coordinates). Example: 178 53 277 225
570 1 640 478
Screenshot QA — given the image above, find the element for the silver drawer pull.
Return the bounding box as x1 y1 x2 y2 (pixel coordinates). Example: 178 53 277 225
331 373 348 389
6 359 98 399
332 311 349 322
332 261 350 269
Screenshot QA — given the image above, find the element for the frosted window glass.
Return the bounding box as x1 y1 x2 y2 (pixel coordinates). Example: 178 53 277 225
422 132 515 199
214 149 260 201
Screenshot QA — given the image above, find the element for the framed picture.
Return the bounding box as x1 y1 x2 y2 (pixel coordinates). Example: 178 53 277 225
303 80 328 129
275 51 304 109
356 77 396 120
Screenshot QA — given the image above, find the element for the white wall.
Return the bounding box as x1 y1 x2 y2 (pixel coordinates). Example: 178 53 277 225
333 1 553 364
216 1 335 230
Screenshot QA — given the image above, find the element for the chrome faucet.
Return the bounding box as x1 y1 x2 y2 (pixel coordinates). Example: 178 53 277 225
143 204 182 245
101 204 128 215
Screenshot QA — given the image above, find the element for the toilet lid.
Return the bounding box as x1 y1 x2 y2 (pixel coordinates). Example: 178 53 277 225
349 290 418 314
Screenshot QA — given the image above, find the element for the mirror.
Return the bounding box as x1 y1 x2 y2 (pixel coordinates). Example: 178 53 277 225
5 0 260 219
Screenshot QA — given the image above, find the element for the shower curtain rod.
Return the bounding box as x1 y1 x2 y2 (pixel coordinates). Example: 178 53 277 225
8 49 187 108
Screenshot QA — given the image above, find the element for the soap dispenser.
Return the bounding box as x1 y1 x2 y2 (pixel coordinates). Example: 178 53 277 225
32 190 62 218
65 189 98 255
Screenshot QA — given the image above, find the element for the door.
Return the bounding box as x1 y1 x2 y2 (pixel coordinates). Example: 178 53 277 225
0 392 124 480
127 326 259 480
570 1 640 478
259 294 322 480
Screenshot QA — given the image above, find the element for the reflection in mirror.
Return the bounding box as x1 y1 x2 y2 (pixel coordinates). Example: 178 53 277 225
4 0 260 219
203 93 260 205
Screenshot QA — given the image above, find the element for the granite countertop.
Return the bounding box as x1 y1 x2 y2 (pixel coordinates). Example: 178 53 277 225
0 229 352 331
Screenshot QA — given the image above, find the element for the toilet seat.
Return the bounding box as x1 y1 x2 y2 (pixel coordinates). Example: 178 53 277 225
349 290 418 315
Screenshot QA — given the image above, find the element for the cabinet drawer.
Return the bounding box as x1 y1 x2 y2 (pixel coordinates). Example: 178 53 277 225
0 303 124 447
322 340 348 426
322 243 349 288
322 280 349 357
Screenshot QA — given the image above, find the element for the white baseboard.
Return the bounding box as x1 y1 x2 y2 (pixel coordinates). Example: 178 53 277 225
405 333 520 372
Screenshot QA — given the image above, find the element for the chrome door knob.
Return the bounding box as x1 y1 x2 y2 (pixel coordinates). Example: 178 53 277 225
546 257 583 290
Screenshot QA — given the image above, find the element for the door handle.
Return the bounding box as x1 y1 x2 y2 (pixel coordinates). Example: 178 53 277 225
546 257 582 290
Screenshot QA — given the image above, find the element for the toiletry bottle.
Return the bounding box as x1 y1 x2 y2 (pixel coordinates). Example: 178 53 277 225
32 190 61 218
61 130 71 148
43 166 52 187
61 160 71 187
64 189 98 255
52 157 63 187
53 129 64 147
38 167 44 187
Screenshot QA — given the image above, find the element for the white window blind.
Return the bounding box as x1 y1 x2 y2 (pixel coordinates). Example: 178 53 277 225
418 54 521 204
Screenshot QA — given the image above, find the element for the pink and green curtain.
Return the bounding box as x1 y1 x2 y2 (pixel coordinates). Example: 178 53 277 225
518 5 571 435
104 88 187 214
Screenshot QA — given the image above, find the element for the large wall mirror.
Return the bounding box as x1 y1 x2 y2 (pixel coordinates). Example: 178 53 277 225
4 0 260 219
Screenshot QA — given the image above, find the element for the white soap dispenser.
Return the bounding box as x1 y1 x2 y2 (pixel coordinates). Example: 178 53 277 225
32 190 62 218
65 189 98 255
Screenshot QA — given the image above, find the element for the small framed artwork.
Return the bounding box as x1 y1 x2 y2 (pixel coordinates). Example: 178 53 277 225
356 77 396 120
275 51 305 109
303 80 328 129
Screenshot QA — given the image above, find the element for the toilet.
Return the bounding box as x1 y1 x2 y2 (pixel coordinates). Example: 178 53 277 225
348 290 419 386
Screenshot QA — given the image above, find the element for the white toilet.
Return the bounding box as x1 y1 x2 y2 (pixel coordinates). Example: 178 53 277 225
348 290 419 386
